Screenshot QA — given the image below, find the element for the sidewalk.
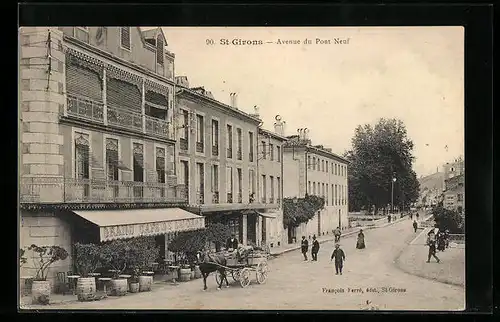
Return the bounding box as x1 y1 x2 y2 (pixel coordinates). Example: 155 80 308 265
269 215 409 257
395 226 465 287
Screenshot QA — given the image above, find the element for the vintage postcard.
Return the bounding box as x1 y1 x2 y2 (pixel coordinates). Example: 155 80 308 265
19 26 464 311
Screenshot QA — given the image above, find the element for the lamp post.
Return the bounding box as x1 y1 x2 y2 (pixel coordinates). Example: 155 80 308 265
391 176 397 214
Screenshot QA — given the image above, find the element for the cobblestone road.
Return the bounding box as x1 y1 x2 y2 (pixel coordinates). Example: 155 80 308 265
25 219 465 311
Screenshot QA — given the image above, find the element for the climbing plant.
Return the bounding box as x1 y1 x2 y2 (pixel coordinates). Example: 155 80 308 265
283 194 325 228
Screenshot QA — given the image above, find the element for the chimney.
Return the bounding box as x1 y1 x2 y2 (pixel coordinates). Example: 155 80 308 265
274 115 285 136
230 93 238 108
250 105 260 119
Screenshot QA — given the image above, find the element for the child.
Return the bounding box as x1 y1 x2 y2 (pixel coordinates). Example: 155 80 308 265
330 243 346 275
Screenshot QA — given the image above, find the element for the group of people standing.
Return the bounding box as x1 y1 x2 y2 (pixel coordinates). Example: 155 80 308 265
300 227 366 275
426 226 450 263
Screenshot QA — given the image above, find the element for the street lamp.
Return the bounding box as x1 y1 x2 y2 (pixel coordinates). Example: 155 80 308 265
391 176 397 214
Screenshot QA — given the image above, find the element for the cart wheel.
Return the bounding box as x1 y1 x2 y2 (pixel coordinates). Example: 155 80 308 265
231 270 240 282
215 270 223 285
256 261 269 284
239 268 251 288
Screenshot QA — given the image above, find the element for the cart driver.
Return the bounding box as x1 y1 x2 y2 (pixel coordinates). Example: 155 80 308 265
226 234 239 251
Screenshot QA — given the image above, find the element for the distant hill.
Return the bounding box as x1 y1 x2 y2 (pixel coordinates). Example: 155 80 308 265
418 172 444 192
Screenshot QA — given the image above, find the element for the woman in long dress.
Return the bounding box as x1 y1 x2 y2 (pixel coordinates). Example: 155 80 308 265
356 229 366 249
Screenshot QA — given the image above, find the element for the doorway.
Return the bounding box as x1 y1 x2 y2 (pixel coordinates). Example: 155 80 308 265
247 214 257 245
262 217 266 244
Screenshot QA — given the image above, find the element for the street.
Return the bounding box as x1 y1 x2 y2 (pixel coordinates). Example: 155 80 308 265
24 218 464 311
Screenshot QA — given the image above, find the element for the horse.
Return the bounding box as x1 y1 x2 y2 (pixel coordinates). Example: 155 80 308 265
197 251 230 291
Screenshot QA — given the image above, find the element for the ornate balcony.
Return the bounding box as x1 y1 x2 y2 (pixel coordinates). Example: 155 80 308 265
212 191 219 204
20 177 187 204
196 141 204 153
66 94 104 123
145 115 172 139
107 105 142 132
180 138 188 151
212 145 219 156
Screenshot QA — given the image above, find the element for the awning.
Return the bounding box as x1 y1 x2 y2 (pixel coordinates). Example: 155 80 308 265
72 208 205 242
256 211 279 219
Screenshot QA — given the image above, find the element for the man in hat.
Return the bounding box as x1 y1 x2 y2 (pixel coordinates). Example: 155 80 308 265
331 243 346 275
226 233 239 251
311 235 320 261
413 220 418 233
426 230 440 263
301 236 309 261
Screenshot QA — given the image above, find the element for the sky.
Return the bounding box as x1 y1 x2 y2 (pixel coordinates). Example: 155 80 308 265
158 27 464 177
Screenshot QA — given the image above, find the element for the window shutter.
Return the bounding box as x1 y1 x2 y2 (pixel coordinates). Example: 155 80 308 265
120 27 131 50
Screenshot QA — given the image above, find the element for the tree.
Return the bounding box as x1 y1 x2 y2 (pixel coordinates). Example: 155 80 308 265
345 118 420 213
432 202 464 233
168 223 232 255
283 195 325 228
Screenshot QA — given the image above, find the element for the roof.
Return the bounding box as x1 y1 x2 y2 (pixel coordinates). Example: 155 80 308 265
176 88 262 124
140 27 169 47
258 127 288 142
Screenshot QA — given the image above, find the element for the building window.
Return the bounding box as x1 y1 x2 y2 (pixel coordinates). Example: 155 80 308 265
249 169 256 202
75 133 90 180
313 157 316 171
196 163 204 204
105 138 119 181
277 176 281 204
261 141 267 159
156 35 164 65
313 182 316 195
325 161 328 173
322 183 325 200
237 168 243 203
457 193 463 202
261 175 267 203
180 110 189 150
236 128 242 160
308 156 311 169
120 27 131 50
321 160 324 172
277 146 281 162
335 184 338 205
212 119 219 156
335 164 338 175
196 114 204 153
270 176 275 203
226 166 233 203
249 132 254 162
326 184 329 205
269 143 274 161
227 124 233 159
133 143 144 198
156 147 166 184
331 184 334 204
211 164 219 203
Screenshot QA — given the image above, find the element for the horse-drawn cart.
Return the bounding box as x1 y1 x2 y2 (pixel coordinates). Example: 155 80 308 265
214 248 270 288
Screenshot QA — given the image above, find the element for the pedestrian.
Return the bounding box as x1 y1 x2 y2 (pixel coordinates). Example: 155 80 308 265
444 230 450 248
410 212 413 220
311 235 320 261
426 231 440 263
437 231 446 252
416 213 420 221
413 220 418 233
356 229 366 249
387 214 391 223
301 236 309 261
331 243 346 275
333 227 341 243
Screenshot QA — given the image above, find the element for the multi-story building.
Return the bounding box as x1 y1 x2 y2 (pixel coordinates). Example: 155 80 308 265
175 80 278 247
19 27 206 286
443 156 464 183
283 129 349 244
443 173 464 212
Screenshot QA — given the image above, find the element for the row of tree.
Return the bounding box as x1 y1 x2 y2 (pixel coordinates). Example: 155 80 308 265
345 118 420 214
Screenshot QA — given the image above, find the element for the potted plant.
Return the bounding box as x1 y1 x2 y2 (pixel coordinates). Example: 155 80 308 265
74 243 100 301
99 240 129 296
129 237 159 292
27 244 69 305
128 268 140 293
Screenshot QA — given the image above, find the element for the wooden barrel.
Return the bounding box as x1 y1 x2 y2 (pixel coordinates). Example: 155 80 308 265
110 279 127 296
138 276 152 292
129 282 139 293
179 268 191 282
76 277 96 302
31 280 51 305
194 265 202 279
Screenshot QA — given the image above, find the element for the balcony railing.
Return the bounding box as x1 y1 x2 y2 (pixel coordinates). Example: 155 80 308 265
212 145 219 156
212 191 219 204
197 191 205 204
145 115 172 139
66 94 104 123
227 192 233 203
107 105 142 132
180 138 188 151
196 141 204 153
269 197 275 204
20 177 187 204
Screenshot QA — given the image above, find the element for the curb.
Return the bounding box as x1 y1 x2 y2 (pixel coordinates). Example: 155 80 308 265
270 216 409 257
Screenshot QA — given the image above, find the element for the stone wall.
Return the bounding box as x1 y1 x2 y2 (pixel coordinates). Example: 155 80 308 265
20 211 73 291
